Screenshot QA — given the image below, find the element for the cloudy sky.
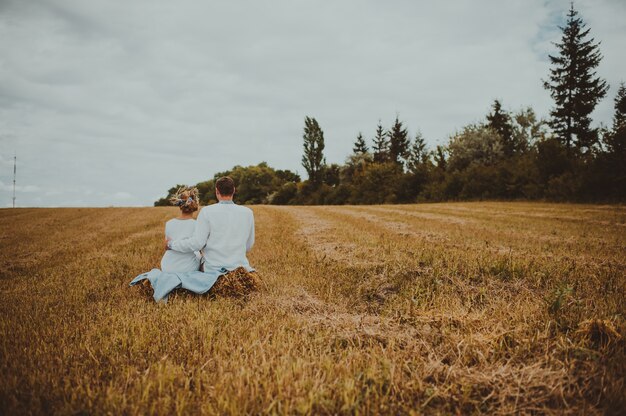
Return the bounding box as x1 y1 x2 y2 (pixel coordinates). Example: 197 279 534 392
1 0 625 207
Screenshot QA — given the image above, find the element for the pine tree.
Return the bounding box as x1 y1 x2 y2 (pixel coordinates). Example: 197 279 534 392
486 100 515 156
388 116 410 166
372 121 390 163
352 132 369 155
433 145 447 171
301 116 326 184
543 4 608 152
601 83 626 199
606 83 626 156
612 83 626 132
407 131 429 173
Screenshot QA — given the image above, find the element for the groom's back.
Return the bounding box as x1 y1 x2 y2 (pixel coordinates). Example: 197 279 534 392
200 201 254 270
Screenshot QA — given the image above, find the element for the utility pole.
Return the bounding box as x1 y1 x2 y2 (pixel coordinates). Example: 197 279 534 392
12 153 16 208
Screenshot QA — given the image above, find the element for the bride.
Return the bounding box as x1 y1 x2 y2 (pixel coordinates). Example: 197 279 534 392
160 186 202 273
130 186 206 302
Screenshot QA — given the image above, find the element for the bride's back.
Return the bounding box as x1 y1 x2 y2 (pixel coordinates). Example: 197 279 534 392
161 218 201 272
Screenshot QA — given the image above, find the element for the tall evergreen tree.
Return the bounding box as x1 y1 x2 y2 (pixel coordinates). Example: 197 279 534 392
388 116 410 166
301 116 326 184
611 83 626 134
605 83 626 156
486 100 515 156
543 4 608 151
433 145 447 171
352 132 369 155
601 83 626 199
407 131 429 173
372 120 390 163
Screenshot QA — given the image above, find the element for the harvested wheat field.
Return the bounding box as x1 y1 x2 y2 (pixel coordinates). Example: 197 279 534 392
1 202 625 414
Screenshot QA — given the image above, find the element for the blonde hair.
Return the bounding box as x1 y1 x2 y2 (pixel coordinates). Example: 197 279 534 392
169 186 199 214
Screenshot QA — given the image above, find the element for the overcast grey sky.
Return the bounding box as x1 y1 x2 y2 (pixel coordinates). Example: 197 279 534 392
1 0 624 207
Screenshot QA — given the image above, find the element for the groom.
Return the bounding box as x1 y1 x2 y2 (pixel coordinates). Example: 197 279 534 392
166 176 255 272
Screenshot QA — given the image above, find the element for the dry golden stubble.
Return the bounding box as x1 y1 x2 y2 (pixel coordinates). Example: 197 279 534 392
209 267 264 298
1 203 625 415
576 319 623 350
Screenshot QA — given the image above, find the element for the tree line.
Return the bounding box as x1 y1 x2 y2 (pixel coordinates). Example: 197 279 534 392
156 5 625 206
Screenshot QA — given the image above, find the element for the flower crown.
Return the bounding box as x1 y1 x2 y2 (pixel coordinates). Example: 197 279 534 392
174 197 194 207
169 186 199 210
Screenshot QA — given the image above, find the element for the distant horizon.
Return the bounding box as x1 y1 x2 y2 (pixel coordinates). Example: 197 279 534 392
3 198 624 209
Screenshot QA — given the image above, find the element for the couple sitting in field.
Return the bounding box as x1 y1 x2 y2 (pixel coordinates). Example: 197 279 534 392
130 176 256 302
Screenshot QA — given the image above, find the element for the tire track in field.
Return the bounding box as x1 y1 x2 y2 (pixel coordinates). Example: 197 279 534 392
348 205 614 254
262 208 527 361
286 205 488 279
365 205 474 226
326 206 526 269
330 206 626 270
325 206 484 258
420 203 626 228
333 205 523 254
256 207 429 348
266 284 428 348
286 206 381 267
331 206 452 245
287 205 460 268
262 207 457 352
307 206 545 265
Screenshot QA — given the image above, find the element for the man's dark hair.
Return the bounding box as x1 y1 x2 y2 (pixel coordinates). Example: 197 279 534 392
216 176 235 196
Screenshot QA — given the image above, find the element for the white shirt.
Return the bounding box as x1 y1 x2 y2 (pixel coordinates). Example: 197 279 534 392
161 218 201 272
169 201 255 270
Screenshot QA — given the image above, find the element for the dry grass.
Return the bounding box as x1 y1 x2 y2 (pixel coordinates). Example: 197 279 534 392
209 267 263 298
0 202 624 414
